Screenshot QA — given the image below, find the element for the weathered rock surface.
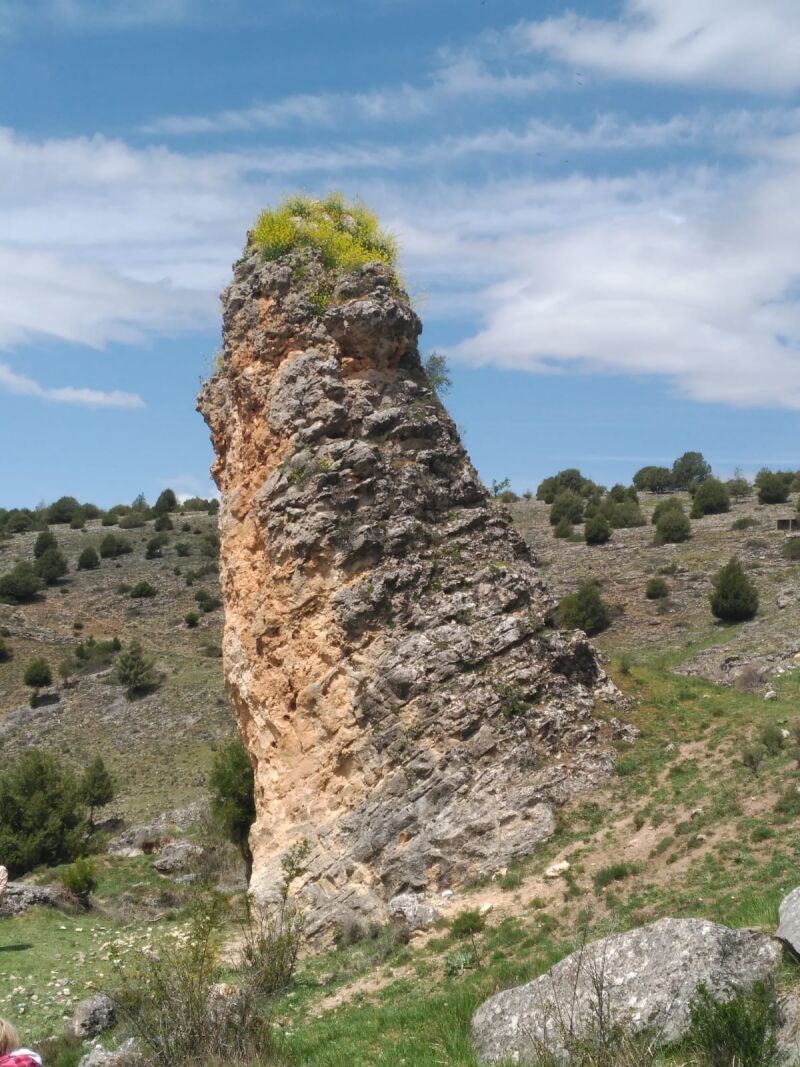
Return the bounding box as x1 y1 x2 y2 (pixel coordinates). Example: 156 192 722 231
198 242 631 932
78 1039 138 1067
0 882 69 918
72 993 116 1039
777 886 800 956
387 892 440 931
153 840 204 874
471 917 781 1064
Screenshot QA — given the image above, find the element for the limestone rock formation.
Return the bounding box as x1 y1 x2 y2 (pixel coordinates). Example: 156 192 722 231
198 236 630 933
471 917 782 1063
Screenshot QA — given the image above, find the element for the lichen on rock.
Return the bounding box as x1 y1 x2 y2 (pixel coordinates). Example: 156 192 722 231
198 203 631 935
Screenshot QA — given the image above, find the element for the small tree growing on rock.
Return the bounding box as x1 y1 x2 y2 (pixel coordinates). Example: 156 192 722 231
710 557 758 623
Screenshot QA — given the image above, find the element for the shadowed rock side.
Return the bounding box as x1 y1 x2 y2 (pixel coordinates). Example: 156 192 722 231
198 245 630 934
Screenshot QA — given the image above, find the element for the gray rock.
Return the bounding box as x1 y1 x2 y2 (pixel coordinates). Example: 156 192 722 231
777 886 800 956
0 882 68 918
77 1039 138 1067
107 803 207 856
153 840 204 874
387 893 440 931
72 993 116 1038
471 917 781 1064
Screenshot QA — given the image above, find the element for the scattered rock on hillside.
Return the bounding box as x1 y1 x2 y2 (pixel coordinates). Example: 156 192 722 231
388 893 440 931
0 882 69 918
777 886 800 956
153 840 204 874
470 917 781 1064
107 803 207 856
72 993 116 1038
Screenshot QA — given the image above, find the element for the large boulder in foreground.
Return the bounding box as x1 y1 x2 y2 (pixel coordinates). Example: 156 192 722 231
471 917 781 1064
198 206 630 933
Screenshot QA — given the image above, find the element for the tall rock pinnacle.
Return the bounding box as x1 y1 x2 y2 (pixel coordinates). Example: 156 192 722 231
199 198 628 933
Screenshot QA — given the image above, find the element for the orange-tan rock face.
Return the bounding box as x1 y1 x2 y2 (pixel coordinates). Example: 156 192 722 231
198 246 629 933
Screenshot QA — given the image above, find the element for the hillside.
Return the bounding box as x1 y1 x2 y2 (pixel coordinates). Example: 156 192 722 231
0 512 233 822
1 488 800 1064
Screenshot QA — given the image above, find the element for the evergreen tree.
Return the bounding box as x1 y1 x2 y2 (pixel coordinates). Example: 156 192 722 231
690 477 730 518
115 641 156 698
209 739 256 880
556 582 610 636
710 557 759 622
0 562 43 603
34 547 69 585
80 756 115 830
33 529 57 558
77 546 101 571
24 657 52 704
584 513 612 545
153 488 178 515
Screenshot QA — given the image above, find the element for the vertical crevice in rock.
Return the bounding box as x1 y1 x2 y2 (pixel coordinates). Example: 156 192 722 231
198 242 631 934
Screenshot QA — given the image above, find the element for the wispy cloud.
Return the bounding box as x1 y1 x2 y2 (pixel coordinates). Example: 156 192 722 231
520 0 800 94
142 54 559 136
0 362 144 407
0 0 207 30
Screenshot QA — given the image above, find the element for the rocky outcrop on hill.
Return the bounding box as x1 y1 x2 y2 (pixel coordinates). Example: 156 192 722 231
198 239 630 933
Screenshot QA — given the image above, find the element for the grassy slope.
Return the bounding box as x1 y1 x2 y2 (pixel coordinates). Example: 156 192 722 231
2 493 800 1062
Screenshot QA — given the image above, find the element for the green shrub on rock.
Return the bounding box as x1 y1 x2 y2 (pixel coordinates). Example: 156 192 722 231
556 582 610 636
710 557 758 622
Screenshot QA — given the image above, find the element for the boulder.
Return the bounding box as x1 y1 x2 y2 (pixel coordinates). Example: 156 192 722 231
471 917 781 1064
387 893 440 931
777 886 800 956
153 840 204 874
77 1039 138 1067
72 993 116 1038
0 882 68 918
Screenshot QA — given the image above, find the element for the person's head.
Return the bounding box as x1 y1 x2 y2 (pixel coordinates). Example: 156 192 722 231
0 1019 19 1056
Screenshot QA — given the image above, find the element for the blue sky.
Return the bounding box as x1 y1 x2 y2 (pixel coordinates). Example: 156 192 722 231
2 0 800 507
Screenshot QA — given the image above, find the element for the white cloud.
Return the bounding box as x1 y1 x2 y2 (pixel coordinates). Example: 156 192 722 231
0 362 144 407
521 0 800 94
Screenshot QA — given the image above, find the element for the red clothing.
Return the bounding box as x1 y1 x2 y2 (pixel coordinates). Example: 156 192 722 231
0 1053 42 1067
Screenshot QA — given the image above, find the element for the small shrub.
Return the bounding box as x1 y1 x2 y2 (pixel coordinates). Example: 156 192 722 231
209 739 256 878
129 580 157 599
655 507 691 544
185 610 200 629
99 533 132 559
76 546 100 571
658 561 678 575
450 909 485 938
175 541 191 557
783 538 800 561
34 547 68 584
145 535 167 559
709 557 758 622
60 857 97 905
553 516 573 539
119 511 147 529
645 577 668 600
584 514 611 545
755 469 789 504
154 513 173 532
593 862 637 891
252 192 398 272
549 490 585 527
775 788 800 816
685 981 777 1067
33 528 58 558
80 755 115 829
24 656 52 691
195 588 221 613
732 516 757 531
690 477 730 518
759 722 784 756
556 582 610 636
115 641 157 698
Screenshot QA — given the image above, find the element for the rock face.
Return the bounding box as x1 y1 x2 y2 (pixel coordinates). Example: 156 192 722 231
471 917 781 1064
198 242 629 932
0 882 68 918
72 993 116 1039
777 886 800 955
